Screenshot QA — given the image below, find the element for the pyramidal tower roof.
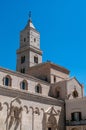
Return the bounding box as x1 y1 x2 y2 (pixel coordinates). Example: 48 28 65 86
28 19 35 29
26 11 35 29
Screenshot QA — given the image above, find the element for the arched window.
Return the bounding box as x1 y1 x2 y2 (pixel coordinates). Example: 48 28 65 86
35 84 42 93
72 89 78 98
21 56 25 64
3 75 12 86
54 75 56 83
34 56 38 63
21 68 25 73
20 80 28 90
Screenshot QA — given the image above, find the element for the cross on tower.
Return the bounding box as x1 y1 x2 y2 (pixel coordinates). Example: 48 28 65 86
29 11 31 21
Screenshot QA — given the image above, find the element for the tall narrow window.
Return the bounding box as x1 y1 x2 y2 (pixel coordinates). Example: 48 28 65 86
21 56 25 64
5 77 9 86
34 56 38 63
21 68 25 73
35 84 42 93
21 82 25 90
34 38 36 42
54 76 56 83
3 75 12 86
72 89 78 98
20 80 28 90
24 38 26 42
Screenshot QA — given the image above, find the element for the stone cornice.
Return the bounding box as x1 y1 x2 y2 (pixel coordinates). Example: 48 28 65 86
0 85 64 106
17 46 42 55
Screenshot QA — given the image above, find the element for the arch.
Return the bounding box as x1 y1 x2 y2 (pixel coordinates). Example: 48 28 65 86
29 106 34 111
48 115 57 125
72 89 78 98
47 115 57 130
3 75 12 86
20 80 28 90
41 108 44 113
35 84 42 93
34 56 38 63
35 107 40 115
3 102 9 111
23 105 29 113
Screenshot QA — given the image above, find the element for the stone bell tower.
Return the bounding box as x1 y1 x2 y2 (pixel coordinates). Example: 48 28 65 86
16 12 42 74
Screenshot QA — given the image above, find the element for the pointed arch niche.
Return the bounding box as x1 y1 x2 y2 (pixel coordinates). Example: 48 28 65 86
45 107 59 130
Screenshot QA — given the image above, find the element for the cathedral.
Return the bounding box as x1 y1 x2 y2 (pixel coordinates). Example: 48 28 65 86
0 14 86 130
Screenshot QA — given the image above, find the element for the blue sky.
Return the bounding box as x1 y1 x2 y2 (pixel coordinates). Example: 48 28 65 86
0 0 86 94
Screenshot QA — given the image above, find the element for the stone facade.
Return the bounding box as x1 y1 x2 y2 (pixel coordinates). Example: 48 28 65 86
0 15 85 130
28 62 69 83
66 98 86 130
0 86 64 130
0 67 50 97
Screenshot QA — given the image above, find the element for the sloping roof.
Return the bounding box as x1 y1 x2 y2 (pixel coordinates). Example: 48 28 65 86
51 77 83 88
28 20 35 29
29 61 70 74
66 77 83 87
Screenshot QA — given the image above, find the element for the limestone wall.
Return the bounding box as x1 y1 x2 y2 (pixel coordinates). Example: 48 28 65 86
0 86 65 130
29 50 42 67
66 98 86 130
51 68 69 83
0 68 50 97
66 78 83 99
66 98 86 121
28 63 51 82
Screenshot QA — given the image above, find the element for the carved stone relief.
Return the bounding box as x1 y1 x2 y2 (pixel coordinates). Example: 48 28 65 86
5 105 22 130
0 99 60 130
45 106 60 130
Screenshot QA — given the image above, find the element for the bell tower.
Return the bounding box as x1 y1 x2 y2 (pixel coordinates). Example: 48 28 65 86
16 12 42 74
